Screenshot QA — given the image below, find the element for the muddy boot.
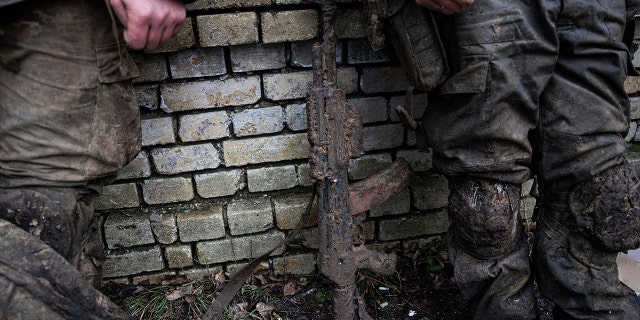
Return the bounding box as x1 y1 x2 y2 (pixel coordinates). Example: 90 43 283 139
0 186 103 288
447 178 537 320
534 162 640 319
0 219 131 320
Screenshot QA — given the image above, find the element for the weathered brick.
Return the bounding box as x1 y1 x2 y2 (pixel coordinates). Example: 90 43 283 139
348 153 393 180
349 97 388 124
363 124 404 151
273 253 316 275
285 103 307 131
521 179 535 197
626 121 638 141
630 96 640 120
132 54 168 83
395 149 432 172
179 266 224 281
226 262 269 277
411 173 449 210
104 213 155 249
168 47 226 79
290 40 342 68
198 13 259 47
195 169 245 198
223 133 310 166
360 67 411 94
230 43 286 72
176 203 226 242
346 39 390 64
143 177 194 205
290 227 319 249
627 145 640 174
151 144 221 174
227 197 274 235
273 0 303 4
96 183 140 210
362 220 376 240
187 0 270 10
149 18 196 53
335 9 367 39
149 212 178 244
196 230 286 264
378 210 449 241
135 84 159 110
141 117 176 147
625 76 640 95
263 68 358 101
369 189 410 217
160 76 261 112
520 195 536 220
117 152 152 180
103 247 165 278
165 245 194 268
261 10 319 44
196 238 233 264
247 165 297 192
273 193 318 230
232 106 284 137
132 271 176 285
178 111 231 142
296 163 314 186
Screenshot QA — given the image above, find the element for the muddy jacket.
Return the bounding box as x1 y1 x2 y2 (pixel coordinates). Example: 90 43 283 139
0 0 141 188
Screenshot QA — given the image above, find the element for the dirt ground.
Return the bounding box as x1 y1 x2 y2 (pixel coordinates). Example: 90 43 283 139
104 236 554 320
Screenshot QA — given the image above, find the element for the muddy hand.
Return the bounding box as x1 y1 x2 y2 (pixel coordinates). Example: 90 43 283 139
415 0 474 15
110 0 186 51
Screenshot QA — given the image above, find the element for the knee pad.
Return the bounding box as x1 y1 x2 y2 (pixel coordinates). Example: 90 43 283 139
448 179 523 258
569 162 640 252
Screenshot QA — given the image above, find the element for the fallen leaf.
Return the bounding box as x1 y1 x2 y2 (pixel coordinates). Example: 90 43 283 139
283 281 297 296
166 283 193 301
161 275 189 286
214 270 228 285
184 294 196 303
256 302 274 317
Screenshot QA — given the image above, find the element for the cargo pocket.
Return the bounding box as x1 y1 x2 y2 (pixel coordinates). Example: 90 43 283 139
439 55 490 95
84 44 141 179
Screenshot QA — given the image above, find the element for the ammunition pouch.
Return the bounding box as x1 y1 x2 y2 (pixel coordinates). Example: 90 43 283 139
366 0 449 92
569 162 640 253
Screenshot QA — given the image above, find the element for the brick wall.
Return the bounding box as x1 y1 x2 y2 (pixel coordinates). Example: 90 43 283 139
96 1 640 284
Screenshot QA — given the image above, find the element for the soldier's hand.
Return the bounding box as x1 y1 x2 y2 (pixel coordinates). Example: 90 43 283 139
110 0 186 51
415 0 474 15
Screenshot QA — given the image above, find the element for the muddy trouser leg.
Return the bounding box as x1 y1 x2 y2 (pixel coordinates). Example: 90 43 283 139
423 1 556 317
0 219 130 320
533 162 640 319
534 211 640 320
0 186 105 289
446 178 536 320
531 0 640 317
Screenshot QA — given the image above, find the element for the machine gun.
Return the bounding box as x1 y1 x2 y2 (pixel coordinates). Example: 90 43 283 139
306 0 415 318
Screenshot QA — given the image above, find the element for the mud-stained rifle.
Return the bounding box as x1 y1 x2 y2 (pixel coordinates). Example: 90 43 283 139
306 0 415 318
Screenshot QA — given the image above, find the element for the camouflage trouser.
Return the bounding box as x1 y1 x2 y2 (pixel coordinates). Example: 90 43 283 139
0 185 105 289
422 0 640 318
